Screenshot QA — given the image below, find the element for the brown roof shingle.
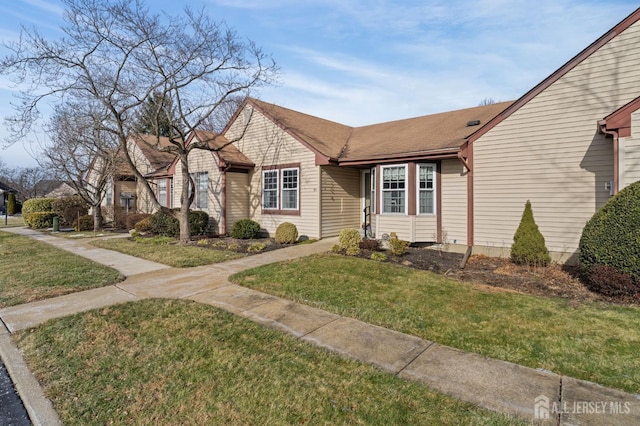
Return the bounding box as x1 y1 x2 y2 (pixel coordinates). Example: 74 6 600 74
248 98 513 163
191 130 254 168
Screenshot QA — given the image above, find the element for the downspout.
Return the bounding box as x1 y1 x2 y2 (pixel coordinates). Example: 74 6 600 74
599 120 619 194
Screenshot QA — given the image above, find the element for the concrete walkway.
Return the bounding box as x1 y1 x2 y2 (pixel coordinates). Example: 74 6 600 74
1 228 639 425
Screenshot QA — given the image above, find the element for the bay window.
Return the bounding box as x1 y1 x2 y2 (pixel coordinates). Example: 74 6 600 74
417 164 435 214
381 165 407 214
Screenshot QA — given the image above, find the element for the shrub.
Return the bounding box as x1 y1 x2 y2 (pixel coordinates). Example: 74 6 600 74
579 180 640 286
330 244 342 253
126 213 152 230
359 239 380 251
338 228 361 256
74 214 94 232
189 210 210 236
149 210 180 237
370 251 387 261
388 236 410 256
52 196 89 226
22 197 56 227
230 219 261 239
248 242 267 253
133 235 175 245
227 243 240 251
586 265 640 301
134 217 153 233
510 200 551 267
211 240 227 249
28 212 57 229
196 239 210 246
7 192 17 215
275 222 298 244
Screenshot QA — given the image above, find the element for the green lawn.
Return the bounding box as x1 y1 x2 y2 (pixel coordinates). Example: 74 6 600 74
15 299 522 425
0 231 123 307
90 237 244 267
0 215 24 228
231 254 640 393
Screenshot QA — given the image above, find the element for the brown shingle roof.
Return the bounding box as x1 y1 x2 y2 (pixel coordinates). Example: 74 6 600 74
248 98 513 163
130 134 178 171
191 130 254 168
250 99 353 159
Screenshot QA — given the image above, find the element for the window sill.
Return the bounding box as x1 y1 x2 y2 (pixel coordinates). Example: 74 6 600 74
262 209 301 216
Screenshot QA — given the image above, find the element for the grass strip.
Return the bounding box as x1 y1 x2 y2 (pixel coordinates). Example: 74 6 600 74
231 254 640 393
15 299 522 425
90 238 244 267
0 231 122 307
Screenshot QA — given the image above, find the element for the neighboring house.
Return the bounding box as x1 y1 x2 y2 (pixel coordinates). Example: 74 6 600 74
170 130 254 234
34 180 77 198
0 179 17 213
220 7 640 262
43 181 77 198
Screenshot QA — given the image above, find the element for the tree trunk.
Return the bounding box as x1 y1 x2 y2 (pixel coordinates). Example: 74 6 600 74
178 153 191 244
92 204 103 232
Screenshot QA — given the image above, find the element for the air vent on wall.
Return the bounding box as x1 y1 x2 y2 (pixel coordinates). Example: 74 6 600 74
466 120 481 127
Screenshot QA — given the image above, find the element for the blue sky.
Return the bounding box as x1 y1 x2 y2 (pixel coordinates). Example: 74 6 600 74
0 0 638 168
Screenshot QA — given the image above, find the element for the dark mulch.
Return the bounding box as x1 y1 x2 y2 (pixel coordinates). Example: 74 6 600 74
356 246 634 306
190 236 296 254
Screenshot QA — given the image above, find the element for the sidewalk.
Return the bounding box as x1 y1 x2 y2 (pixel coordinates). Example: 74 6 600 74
1 227 639 425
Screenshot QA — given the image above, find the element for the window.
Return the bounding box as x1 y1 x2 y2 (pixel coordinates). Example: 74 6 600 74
169 179 174 208
262 170 278 209
262 166 300 212
158 179 167 207
417 164 435 214
190 172 208 209
281 168 299 210
381 165 407 214
105 184 112 206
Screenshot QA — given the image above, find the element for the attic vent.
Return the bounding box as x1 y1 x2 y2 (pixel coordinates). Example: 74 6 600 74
466 120 481 127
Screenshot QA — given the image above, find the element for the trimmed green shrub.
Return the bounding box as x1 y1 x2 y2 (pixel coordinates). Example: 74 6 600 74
579 181 640 286
28 212 57 229
227 243 240 251
52 196 89 226
230 219 261 239
22 197 56 227
338 228 361 256
330 244 341 253
189 210 210 236
510 200 551 267
370 251 387 261
126 213 152 230
134 217 153 233
7 192 17 215
275 222 298 244
388 236 410 256
149 210 180 237
74 214 94 232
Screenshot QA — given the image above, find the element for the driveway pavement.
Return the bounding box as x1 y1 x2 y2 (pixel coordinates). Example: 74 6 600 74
1 227 639 425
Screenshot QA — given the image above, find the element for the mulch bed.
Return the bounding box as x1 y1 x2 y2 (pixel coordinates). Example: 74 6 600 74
356 246 636 306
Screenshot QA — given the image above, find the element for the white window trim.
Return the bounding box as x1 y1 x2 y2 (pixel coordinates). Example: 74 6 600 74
371 167 376 215
158 179 167 208
262 169 279 210
416 163 436 215
280 167 299 211
381 164 408 215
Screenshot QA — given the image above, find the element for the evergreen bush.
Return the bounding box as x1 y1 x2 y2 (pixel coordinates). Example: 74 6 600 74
126 213 152 230
28 212 57 229
189 210 210 236
230 219 261 239
7 192 17 215
388 236 410 256
22 197 56 227
510 200 551 267
275 222 298 244
579 180 640 291
149 210 180 237
134 217 153 233
75 214 94 232
338 228 361 255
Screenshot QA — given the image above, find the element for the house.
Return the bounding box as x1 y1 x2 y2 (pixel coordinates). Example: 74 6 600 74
0 179 17 214
219 7 640 262
33 180 77 198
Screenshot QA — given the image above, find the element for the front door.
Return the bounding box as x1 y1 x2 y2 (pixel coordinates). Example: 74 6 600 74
362 169 375 238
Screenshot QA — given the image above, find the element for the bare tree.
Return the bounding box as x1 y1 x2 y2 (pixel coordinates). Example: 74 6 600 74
479 97 497 106
41 103 120 231
1 0 278 243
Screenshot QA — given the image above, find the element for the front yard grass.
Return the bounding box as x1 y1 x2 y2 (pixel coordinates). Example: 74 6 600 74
0 231 122 307
231 254 640 394
15 299 522 425
90 237 244 267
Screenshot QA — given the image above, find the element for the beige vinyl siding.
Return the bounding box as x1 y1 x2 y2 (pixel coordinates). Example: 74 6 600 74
225 106 321 238
226 172 250 233
623 111 640 187
440 159 467 245
174 149 223 234
376 215 411 241
320 166 361 237
414 216 437 242
474 20 640 254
